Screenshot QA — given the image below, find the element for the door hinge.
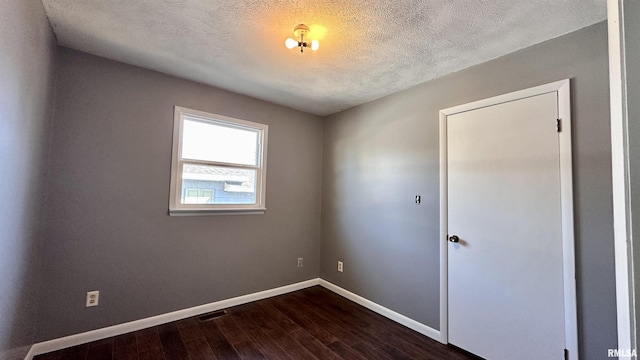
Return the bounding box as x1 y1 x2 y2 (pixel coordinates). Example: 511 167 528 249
557 119 562 133
564 348 569 360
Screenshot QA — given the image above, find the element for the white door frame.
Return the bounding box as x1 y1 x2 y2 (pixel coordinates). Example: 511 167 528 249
607 0 637 352
438 79 578 359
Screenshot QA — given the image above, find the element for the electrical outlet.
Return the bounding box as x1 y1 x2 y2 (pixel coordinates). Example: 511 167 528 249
297 257 303 267
86 291 99 307
338 261 344 272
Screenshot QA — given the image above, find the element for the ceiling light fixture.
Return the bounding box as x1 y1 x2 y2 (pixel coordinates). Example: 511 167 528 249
285 24 319 53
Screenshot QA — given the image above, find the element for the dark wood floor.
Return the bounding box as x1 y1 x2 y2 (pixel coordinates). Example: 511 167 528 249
35 286 481 360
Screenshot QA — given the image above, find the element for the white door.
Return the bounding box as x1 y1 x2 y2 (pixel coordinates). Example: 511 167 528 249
446 92 567 360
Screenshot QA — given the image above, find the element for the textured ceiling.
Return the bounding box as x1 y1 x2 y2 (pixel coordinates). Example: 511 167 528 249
41 0 606 116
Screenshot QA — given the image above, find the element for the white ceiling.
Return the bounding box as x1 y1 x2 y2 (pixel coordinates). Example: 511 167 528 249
41 0 606 116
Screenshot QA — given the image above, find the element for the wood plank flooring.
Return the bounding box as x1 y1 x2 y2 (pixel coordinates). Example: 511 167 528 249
34 286 481 360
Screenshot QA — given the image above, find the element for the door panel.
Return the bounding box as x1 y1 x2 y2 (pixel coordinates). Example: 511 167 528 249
447 92 565 359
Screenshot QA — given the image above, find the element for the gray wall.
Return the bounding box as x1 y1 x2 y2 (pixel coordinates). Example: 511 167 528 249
321 22 616 359
39 49 323 341
624 0 640 348
0 0 56 358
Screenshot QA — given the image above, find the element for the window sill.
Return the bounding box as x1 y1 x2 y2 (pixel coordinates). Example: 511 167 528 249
169 208 266 216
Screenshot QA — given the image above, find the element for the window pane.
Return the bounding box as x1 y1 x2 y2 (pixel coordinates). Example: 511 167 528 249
181 164 257 205
182 118 259 166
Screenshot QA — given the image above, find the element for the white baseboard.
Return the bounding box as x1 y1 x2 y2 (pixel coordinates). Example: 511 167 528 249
23 347 35 360
25 277 443 359
318 279 443 343
25 278 320 359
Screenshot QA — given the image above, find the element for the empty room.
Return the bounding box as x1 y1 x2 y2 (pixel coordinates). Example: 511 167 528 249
2 0 638 359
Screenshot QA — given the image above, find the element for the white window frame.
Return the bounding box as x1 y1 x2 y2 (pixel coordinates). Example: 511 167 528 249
169 106 268 216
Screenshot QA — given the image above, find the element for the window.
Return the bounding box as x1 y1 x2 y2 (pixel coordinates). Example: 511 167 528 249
169 106 268 215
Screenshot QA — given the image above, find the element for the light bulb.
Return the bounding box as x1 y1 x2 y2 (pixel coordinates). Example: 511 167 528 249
311 40 319 51
285 38 298 49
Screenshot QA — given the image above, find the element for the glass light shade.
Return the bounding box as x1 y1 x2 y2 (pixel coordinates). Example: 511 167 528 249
311 40 319 51
285 38 298 49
